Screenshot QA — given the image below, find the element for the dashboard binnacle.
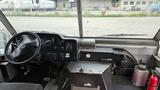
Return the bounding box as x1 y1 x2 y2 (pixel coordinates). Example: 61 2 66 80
36 33 78 63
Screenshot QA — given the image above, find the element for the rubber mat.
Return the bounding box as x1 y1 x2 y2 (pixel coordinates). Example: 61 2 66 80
112 75 145 90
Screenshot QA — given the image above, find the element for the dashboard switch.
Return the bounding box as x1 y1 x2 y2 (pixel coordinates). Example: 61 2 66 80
65 53 70 58
86 53 91 58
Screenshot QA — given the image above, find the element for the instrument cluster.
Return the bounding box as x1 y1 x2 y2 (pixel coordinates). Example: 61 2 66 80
36 33 77 63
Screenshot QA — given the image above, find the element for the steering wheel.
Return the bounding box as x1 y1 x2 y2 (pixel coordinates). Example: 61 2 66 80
4 32 41 64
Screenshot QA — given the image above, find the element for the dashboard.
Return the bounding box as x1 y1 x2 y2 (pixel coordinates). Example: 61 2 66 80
18 32 137 76
36 33 78 63
5 32 146 75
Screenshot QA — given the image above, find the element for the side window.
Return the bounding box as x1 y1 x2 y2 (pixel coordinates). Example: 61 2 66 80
0 21 12 56
0 21 11 42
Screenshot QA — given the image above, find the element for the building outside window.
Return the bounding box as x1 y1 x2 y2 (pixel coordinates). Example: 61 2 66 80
142 1 146 5
136 1 141 5
36 0 39 4
69 0 75 8
124 1 128 5
112 0 120 7
32 0 39 4
130 1 134 5
149 1 153 4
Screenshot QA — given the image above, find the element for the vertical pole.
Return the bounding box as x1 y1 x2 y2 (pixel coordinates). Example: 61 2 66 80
30 0 33 13
55 0 58 10
76 0 83 38
0 10 17 35
13 0 16 13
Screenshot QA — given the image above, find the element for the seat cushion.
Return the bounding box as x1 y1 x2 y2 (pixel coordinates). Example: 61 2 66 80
0 83 43 90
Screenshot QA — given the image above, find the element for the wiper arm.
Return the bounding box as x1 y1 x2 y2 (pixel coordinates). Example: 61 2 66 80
103 33 147 37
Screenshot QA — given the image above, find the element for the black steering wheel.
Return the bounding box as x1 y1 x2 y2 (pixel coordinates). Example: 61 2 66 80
5 32 41 64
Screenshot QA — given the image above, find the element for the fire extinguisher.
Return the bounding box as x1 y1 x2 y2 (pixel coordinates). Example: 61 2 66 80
147 74 159 90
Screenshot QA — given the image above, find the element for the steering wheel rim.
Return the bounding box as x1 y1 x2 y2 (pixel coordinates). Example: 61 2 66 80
4 32 41 64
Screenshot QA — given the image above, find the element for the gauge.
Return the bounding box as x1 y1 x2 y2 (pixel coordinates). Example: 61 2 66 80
65 43 73 52
51 38 54 43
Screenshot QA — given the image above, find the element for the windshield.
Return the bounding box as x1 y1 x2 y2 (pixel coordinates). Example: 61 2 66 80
0 0 160 38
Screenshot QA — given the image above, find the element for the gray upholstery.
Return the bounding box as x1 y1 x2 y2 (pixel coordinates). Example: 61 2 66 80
0 83 43 90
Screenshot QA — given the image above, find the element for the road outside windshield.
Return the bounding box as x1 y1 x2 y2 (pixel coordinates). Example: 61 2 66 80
0 0 160 38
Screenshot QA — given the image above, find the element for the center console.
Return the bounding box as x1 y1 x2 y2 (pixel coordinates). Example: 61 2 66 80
58 61 112 90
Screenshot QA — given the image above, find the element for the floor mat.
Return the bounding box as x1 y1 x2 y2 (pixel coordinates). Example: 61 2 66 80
113 85 144 90
112 75 145 90
44 79 57 90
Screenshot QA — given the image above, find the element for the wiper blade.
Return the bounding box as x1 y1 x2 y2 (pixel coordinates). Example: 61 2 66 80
103 33 147 37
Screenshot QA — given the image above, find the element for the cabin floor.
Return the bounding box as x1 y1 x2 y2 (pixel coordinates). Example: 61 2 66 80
10 64 146 90
112 75 145 90
43 75 145 90
11 72 145 90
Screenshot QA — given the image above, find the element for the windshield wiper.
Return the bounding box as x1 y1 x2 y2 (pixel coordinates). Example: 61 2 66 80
102 33 148 37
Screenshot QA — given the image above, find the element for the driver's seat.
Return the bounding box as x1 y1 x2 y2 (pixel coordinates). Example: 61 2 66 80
0 83 43 90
